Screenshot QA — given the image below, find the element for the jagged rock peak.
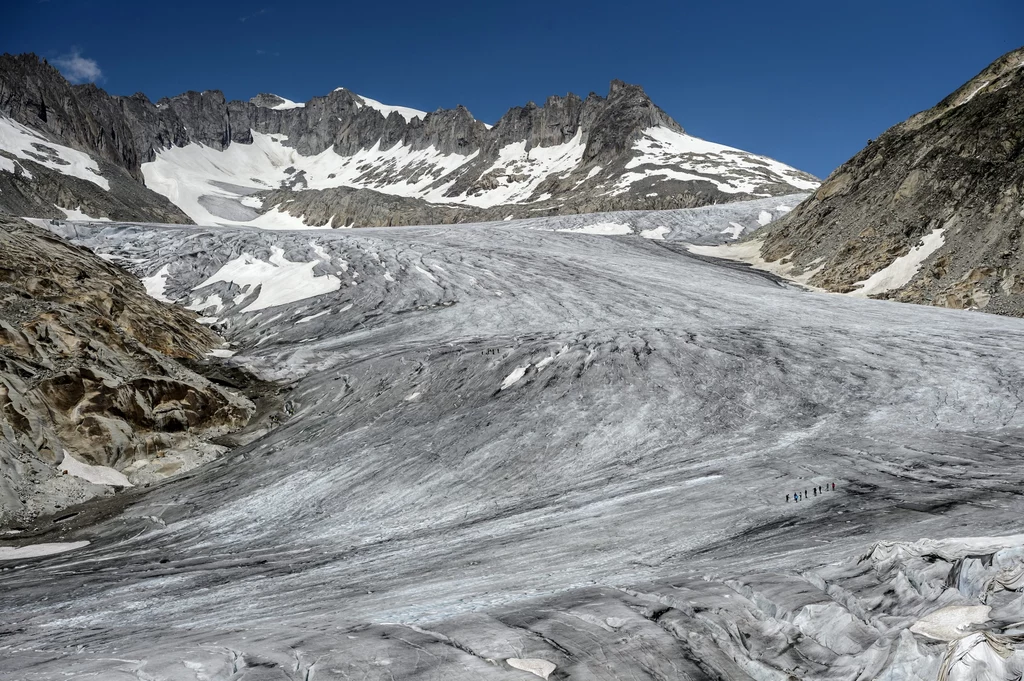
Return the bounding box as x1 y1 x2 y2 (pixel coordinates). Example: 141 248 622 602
250 93 290 109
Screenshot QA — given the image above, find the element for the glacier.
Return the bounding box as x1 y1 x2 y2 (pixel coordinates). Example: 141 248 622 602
2 198 1024 680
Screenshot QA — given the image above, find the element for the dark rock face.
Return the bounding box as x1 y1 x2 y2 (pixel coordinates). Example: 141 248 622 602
0 153 193 223
0 54 677 179
261 179 777 228
757 46 1024 315
0 52 817 228
0 55 141 180
258 186 474 228
0 216 254 525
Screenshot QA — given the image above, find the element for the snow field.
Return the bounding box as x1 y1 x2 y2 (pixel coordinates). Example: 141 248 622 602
142 130 481 226
0 115 109 189
139 122 817 229
615 126 819 196
193 246 342 312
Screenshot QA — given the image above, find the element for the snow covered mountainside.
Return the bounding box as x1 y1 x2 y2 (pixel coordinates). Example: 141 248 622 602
0 54 818 228
4 200 1024 679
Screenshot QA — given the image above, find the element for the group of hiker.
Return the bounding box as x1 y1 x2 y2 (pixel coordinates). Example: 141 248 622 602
787 482 835 502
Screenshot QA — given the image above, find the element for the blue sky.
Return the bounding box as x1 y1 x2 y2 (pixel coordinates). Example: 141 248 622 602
6 0 1022 178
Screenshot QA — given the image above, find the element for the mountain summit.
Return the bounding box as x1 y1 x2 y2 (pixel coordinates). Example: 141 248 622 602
0 54 817 228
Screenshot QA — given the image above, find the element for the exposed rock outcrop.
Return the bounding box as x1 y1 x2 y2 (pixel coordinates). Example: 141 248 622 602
0 216 253 525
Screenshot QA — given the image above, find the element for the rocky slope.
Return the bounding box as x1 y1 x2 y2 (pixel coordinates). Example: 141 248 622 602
751 46 1024 315
0 215 254 526
0 53 818 228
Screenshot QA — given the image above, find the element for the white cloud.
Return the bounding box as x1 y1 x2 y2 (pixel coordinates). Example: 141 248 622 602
53 49 102 84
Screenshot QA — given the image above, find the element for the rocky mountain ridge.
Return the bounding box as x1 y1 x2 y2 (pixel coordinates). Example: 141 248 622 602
0 53 818 228
748 46 1024 315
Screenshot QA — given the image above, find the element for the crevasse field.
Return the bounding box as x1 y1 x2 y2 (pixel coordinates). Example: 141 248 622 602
4 198 1024 680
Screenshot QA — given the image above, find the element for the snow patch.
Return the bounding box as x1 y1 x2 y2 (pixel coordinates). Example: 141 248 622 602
0 154 32 179
247 206 319 231
558 222 632 236
0 116 109 190
310 241 332 263
640 225 670 240
194 247 343 312
60 450 132 487
269 96 305 110
188 293 224 313
910 605 991 641
466 130 586 208
848 228 945 298
507 659 556 680
500 366 530 391
56 205 111 221
296 310 330 324
757 210 773 226
721 222 745 239
355 94 426 123
0 541 90 561
141 265 174 303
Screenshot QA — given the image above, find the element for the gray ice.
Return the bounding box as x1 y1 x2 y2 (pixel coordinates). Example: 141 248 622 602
4 198 1024 680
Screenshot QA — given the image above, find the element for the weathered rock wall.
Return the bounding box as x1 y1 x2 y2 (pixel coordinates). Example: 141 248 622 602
0 216 253 525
